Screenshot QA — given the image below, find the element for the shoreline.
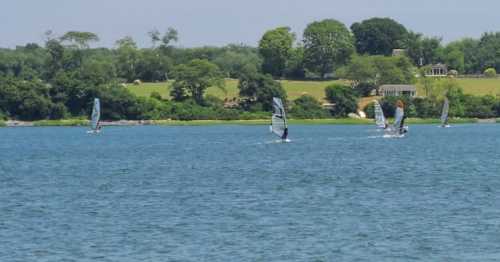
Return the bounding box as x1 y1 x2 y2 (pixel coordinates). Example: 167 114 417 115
0 118 492 127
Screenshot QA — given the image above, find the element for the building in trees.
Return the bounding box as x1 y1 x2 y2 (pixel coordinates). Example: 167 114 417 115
379 84 417 97
425 63 448 77
392 49 406 57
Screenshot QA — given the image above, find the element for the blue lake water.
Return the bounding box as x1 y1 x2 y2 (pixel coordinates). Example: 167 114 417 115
1 124 500 261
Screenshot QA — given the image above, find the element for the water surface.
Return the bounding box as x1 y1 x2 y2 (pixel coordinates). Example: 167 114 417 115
1 124 500 261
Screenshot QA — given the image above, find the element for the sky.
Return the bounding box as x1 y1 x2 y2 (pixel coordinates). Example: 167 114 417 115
2 0 500 48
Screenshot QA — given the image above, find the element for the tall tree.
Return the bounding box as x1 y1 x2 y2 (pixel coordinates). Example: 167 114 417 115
148 29 161 47
477 32 500 72
238 71 287 111
303 19 354 78
338 55 416 86
115 36 140 82
324 83 359 117
44 39 65 80
60 31 99 49
351 17 408 55
405 32 443 66
170 59 224 105
258 27 295 78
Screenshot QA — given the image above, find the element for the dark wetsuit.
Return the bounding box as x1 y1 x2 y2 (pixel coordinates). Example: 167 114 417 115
282 128 288 140
399 116 407 134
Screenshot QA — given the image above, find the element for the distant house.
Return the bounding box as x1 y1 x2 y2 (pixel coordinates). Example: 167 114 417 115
426 63 448 77
392 49 406 57
379 84 417 97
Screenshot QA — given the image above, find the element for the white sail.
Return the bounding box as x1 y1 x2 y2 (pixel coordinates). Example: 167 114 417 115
393 107 404 130
90 98 101 130
374 100 386 128
271 97 288 139
440 98 449 126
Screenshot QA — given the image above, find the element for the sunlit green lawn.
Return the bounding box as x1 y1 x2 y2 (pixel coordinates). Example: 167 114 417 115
127 78 500 103
416 78 500 97
127 79 344 102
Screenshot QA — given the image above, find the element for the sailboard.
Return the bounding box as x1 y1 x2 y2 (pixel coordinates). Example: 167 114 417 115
270 97 289 141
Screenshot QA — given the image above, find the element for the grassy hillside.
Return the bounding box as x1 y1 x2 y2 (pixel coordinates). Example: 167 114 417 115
127 78 500 103
416 78 500 96
127 79 342 102
455 78 500 96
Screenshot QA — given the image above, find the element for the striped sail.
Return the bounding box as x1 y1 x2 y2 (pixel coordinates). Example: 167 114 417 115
90 98 101 130
374 100 386 128
440 98 449 126
271 97 288 139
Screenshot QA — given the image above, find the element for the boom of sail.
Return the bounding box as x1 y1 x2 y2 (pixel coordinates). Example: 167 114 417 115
374 100 386 128
440 98 449 127
271 97 288 139
90 98 101 130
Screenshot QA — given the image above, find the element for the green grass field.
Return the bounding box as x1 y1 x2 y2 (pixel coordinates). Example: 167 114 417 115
128 78 500 102
455 78 500 96
127 79 342 102
416 78 500 97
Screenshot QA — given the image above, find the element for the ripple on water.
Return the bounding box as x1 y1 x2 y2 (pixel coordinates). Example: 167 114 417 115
1 124 500 261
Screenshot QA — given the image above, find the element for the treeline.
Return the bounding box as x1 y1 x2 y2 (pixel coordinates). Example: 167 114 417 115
2 18 500 121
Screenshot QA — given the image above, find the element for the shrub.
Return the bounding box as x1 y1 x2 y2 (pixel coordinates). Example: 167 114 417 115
50 102 69 119
150 91 163 101
238 72 287 111
204 95 224 108
484 68 497 78
325 84 359 117
353 82 376 97
290 95 329 119
363 102 375 119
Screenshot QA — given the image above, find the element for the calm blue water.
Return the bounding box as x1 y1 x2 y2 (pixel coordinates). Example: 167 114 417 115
1 124 500 261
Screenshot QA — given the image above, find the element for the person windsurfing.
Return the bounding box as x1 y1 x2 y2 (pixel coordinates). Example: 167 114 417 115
271 97 289 142
282 126 288 140
396 100 407 135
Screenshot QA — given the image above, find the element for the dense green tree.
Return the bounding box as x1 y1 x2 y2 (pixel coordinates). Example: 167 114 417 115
60 31 99 49
258 27 295 77
213 50 261 78
351 17 408 55
303 19 354 78
79 58 117 86
337 55 377 85
290 95 329 118
455 38 481 74
135 49 172 82
405 32 443 66
0 76 56 120
441 43 465 73
324 83 359 117
373 56 416 85
148 29 161 47
159 27 179 55
477 32 500 72
44 39 65 80
284 46 306 79
338 55 415 88
238 71 287 111
170 59 225 105
115 36 141 82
